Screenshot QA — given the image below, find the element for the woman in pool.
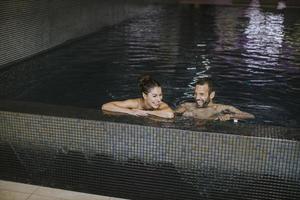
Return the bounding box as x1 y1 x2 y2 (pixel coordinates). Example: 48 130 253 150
101 75 174 119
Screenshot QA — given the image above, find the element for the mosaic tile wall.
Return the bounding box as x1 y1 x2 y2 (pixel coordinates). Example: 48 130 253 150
0 110 300 199
0 0 151 67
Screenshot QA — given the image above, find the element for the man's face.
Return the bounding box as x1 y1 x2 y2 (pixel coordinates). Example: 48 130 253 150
194 84 212 108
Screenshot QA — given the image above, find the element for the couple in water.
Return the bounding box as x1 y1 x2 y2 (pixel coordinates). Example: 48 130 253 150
102 75 254 121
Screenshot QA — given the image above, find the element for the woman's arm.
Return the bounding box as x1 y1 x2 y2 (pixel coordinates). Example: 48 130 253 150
174 103 188 115
101 99 147 116
146 102 174 119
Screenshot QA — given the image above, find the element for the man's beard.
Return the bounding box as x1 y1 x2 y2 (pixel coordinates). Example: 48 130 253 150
196 98 210 108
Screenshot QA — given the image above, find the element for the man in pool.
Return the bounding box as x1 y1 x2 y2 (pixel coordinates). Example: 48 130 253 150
175 77 255 121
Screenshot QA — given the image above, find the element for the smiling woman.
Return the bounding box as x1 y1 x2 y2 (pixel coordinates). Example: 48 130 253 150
101 75 174 119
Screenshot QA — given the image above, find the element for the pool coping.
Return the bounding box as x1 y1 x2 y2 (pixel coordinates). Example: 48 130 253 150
0 100 299 141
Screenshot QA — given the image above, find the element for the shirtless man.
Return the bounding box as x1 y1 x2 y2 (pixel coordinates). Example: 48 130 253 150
175 77 255 121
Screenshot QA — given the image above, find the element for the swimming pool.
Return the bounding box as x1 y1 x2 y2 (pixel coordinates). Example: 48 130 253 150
0 1 300 200
0 3 299 127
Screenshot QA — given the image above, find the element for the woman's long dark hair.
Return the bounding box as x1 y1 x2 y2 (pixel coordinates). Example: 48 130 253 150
138 75 161 95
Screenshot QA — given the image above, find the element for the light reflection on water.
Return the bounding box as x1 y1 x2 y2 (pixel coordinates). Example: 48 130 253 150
0 3 299 127
244 1 284 66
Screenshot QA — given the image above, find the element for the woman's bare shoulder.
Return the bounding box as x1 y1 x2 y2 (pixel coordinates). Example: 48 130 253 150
124 98 142 107
159 101 173 109
108 98 141 109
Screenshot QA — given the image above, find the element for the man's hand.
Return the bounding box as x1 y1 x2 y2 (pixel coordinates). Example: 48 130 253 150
215 114 233 121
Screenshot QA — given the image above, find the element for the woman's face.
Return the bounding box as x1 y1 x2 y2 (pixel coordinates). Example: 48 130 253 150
143 86 163 109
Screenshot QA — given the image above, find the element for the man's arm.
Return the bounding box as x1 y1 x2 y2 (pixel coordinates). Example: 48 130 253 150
218 105 255 121
101 99 145 116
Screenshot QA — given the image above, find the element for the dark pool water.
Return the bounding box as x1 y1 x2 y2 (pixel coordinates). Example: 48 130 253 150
0 4 300 127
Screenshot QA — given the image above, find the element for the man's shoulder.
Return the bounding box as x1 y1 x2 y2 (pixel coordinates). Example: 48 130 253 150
213 103 236 111
213 103 229 107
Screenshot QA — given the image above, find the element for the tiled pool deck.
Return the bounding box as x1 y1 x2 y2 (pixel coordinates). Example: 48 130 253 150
0 180 128 200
